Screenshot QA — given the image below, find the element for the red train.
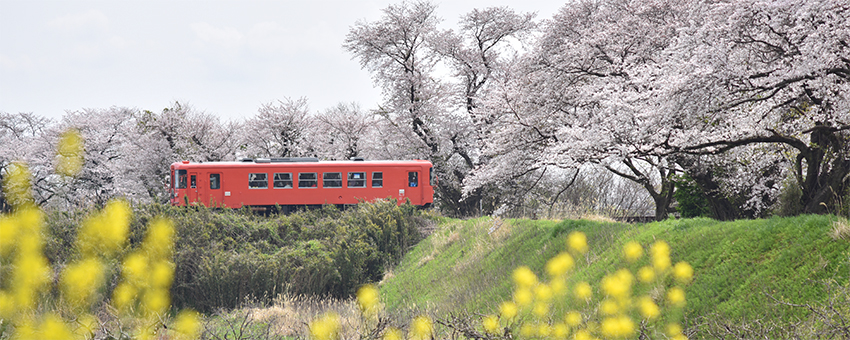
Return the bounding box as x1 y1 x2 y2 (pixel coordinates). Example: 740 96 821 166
169 158 434 211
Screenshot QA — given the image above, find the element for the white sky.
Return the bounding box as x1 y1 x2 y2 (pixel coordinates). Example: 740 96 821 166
0 0 563 122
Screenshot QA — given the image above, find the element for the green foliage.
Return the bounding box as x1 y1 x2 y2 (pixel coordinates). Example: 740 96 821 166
41 201 429 313
379 215 850 338
673 174 711 218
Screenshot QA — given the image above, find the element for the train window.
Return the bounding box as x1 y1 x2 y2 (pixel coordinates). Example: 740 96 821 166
372 172 383 188
248 173 268 189
408 171 419 187
274 173 293 188
430 167 434 186
176 170 187 189
210 174 221 189
298 173 317 188
347 172 366 188
190 175 197 189
323 172 343 188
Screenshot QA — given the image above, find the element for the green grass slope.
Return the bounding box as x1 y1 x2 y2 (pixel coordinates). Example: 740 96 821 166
379 215 850 336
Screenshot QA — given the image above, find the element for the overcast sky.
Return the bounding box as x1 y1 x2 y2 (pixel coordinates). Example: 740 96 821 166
0 0 562 122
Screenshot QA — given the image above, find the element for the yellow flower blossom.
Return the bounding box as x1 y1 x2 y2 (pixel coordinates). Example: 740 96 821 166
567 231 588 254
533 301 549 317
667 287 686 307
309 313 341 340
535 283 553 301
666 322 683 336
651 241 671 272
673 262 694 284
520 323 536 338
600 299 619 315
565 311 583 327
383 327 403 340
0 217 18 256
573 329 593 340
638 296 660 319
410 315 433 340
600 315 635 339
513 266 538 289
56 129 84 177
552 323 569 338
78 200 130 257
41 313 74 340
637 266 655 283
173 310 202 340
60 258 105 308
357 284 381 316
622 241 643 262
537 323 552 337
574 281 592 301
500 301 518 320
482 314 500 334
546 252 575 277
514 288 534 307
601 269 633 299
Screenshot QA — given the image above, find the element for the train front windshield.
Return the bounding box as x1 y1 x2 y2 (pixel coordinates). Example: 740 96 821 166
175 169 187 189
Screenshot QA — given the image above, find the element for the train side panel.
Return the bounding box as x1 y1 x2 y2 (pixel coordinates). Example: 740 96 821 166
170 160 434 209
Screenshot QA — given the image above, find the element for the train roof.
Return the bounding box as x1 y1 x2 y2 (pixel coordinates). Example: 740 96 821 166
170 158 432 168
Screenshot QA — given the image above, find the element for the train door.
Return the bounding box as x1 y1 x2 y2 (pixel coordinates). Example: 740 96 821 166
188 172 199 204
407 170 421 204
207 173 223 207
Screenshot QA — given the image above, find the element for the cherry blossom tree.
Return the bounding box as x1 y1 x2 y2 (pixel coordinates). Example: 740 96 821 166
0 112 54 210
312 102 379 160
665 0 850 214
240 98 315 159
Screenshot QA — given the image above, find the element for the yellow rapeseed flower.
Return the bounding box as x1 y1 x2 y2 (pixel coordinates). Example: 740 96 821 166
565 311 582 327
410 315 433 340
512 266 538 289
601 269 633 299
574 281 592 301
600 315 635 339
546 252 575 277
535 283 554 301
0 217 18 256
533 301 549 317
41 313 74 340
666 322 683 337
482 314 500 334
309 313 341 340
514 287 534 307
3 163 34 207
622 241 643 262
567 231 588 254
552 323 569 339
60 258 105 308
56 128 84 177
638 296 660 319
357 284 381 316
144 218 175 259
599 299 619 316
383 327 403 340
172 310 202 340
651 241 671 272
637 266 655 283
537 323 551 337
667 287 686 307
500 301 518 320
673 262 694 284
520 323 536 338
78 200 130 257
573 329 593 340
381 327 404 340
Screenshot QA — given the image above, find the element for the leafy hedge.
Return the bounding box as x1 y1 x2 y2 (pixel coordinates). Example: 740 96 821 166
43 201 429 313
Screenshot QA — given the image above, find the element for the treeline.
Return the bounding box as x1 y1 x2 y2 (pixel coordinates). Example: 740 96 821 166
42 200 429 312
3 0 848 220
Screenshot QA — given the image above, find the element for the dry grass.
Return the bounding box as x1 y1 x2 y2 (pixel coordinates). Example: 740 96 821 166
235 294 361 338
830 218 850 242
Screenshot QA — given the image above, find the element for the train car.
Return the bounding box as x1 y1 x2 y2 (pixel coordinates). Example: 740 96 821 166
169 157 434 211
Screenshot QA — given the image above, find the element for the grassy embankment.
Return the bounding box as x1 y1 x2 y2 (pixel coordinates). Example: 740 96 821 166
379 215 850 337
